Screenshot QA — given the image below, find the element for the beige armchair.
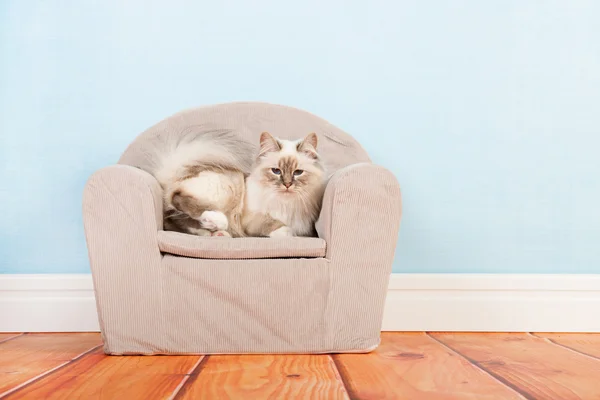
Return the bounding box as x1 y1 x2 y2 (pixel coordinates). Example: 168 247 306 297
83 102 402 355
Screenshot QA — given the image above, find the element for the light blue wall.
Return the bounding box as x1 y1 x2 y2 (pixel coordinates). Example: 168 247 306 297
1 1 599 274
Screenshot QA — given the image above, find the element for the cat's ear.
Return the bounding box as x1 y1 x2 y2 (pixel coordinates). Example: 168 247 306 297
259 132 281 157
297 133 318 159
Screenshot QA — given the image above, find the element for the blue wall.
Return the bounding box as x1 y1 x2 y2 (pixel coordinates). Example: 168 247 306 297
1 1 599 274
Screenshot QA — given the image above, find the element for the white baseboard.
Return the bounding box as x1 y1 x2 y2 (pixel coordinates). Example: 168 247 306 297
0 275 99 332
1 273 600 332
383 274 600 332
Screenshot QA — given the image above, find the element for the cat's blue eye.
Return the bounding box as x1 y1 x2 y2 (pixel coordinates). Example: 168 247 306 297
271 168 282 175
293 170 304 176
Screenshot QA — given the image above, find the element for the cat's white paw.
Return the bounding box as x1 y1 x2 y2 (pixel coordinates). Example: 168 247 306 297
269 226 293 238
198 211 228 232
211 230 231 238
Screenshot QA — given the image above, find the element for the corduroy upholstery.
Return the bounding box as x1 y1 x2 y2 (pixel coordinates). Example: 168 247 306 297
83 102 402 355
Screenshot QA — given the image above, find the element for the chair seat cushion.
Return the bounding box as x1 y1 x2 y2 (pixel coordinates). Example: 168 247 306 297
157 231 327 259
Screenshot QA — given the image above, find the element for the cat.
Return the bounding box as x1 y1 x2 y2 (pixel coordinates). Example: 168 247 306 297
243 132 326 237
153 130 326 238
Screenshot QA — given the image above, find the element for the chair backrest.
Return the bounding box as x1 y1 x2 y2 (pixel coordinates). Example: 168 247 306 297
118 102 371 175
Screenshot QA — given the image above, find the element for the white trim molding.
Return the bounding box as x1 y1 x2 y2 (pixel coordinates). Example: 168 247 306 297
0 274 99 332
383 274 600 332
1 273 600 333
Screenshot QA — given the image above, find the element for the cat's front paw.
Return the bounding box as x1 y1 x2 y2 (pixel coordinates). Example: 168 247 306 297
269 226 293 238
198 211 228 232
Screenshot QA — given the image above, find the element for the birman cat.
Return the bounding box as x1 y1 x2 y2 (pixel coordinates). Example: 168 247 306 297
153 131 326 237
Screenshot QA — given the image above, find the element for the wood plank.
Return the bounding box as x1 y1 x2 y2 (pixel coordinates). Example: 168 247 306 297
0 333 23 344
431 332 600 400
4 348 203 400
535 333 600 359
0 333 102 396
333 332 523 400
177 354 349 400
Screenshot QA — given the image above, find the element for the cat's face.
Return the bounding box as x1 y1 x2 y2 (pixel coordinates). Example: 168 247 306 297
255 132 325 195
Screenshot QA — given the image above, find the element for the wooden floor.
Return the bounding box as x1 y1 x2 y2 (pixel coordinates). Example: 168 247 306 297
1 333 600 399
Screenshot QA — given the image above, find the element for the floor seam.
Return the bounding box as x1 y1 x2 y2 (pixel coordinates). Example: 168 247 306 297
171 355 210 400
426 333 531 400
328 355 353 400
0 333 25 345
528 333 600 361
0 343 103 399
166 356 205 400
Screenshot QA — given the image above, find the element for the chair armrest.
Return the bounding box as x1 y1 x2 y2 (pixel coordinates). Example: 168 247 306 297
82 165 165 351
83 164 164 272
83 165 163 232
316 163 401 350
316 163 402 268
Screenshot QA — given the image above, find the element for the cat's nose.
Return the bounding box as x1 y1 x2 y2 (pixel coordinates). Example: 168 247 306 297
283 182 292 188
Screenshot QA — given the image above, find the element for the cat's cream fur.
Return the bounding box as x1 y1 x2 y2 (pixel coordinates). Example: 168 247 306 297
244 132 325 237
153 131 326 238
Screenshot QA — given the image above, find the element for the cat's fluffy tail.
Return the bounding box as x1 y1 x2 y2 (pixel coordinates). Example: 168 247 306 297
150 129 255 187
